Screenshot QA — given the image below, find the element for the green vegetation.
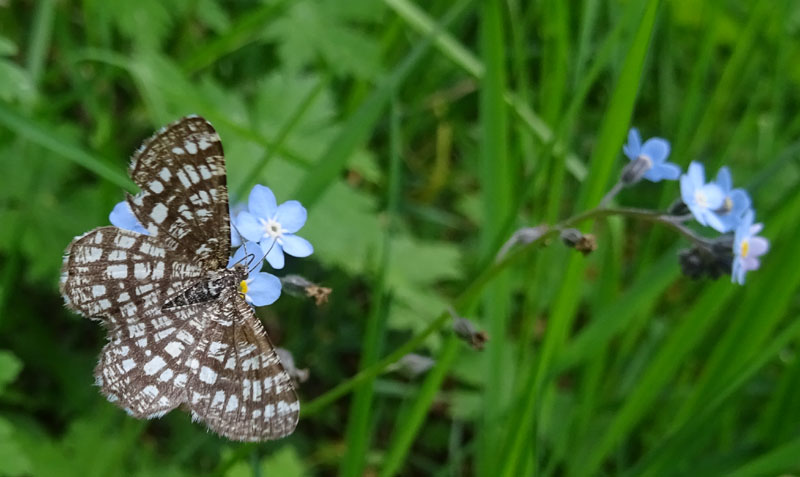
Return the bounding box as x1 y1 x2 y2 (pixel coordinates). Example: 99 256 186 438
1 0 800 475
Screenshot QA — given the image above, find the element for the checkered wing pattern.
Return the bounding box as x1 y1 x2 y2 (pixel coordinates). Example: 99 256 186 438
187 287 299 441
127 115 230 270
59 226 205 330
60 116 298 441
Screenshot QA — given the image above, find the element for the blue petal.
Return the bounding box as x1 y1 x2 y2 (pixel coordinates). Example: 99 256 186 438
109 200 149 235
281 234 314 257
680 175 694 205
246 272 282 307
623 128 641 159
231 226 242 248
228 241 266 269
729 189 751 216
275 201 307 233
688 204 708 226
750 236 769 256
644 162 681 182
705 210 727 233
229 205 244 247
228 245 246 268
643 167 665 182
262 240 285 269
641 138 670 163
738 209 754 235
687 161 705 188
715 166 732 192
248 185 278 219
235 211 265 242
659 162 681 180
703 184 725 209
714 213 738 234
732 259 745 285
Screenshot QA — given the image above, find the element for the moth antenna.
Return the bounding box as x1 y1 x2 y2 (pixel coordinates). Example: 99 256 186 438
248 238 277 275
242 241 257 269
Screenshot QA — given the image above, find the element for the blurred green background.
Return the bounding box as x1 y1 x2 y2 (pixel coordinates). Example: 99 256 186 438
2 0 800 475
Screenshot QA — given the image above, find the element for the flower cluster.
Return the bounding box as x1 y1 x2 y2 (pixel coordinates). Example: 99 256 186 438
620 128 769 284
109 185 312 305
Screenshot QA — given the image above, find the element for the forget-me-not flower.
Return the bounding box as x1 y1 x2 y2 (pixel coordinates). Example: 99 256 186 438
234 185 314 269
229 202 246 248
731 210 769 285
710 166 751 233
110 199 245 245
680 162 726 230
109 200 150 235
622 128 681 183
227 241 282 306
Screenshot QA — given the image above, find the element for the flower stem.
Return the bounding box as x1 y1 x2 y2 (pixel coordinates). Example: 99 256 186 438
598 180 625 208
301 205 711 417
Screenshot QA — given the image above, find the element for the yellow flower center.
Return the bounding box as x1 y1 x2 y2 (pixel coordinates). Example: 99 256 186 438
740 239 749 259
240 279 248 294
720 196 733 213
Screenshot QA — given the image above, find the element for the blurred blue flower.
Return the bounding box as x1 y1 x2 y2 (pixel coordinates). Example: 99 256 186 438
109 200 149 235
680 162 725 229
234 185 314 269
732 210 769 285
622 128 681 182
229 201 247 248
227 241 282 306
710 166 751 233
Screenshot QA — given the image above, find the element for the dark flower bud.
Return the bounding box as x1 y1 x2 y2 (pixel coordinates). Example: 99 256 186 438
560 228 582 246
560 228 597 255
667 199 691 216
621 156 653 185
453 316 489 350
281 274 332 306
678 248 706 279
678 237 733 280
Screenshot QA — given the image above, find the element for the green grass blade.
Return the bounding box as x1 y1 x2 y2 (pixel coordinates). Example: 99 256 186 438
0 103 135 192
501 2 660 474
383 0 587 181
725 437 800 477
291 0 472 209
180 1 287 74
378 336 460 477
339 97 403 477
476 0 512 473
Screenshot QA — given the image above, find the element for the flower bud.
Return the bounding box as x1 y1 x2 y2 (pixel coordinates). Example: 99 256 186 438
678 238 733 280
621 156 653 185
281 274 332 305
667 199 691 216
453 316 489 350
560 229 597 255
387 353 435 378
275 348 309 383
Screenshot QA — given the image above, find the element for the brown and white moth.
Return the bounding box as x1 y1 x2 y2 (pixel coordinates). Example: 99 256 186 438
60 116 299 441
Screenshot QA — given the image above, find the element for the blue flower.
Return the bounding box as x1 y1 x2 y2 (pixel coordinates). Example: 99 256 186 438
234 185 314 269
109 200 149 235
622 128 681 182
227 241 282 306
732 210 769 285
680 162 726 230
710 166 751 233
229 201 247 248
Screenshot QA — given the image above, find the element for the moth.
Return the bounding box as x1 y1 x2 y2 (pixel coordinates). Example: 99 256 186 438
60 116 299 441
